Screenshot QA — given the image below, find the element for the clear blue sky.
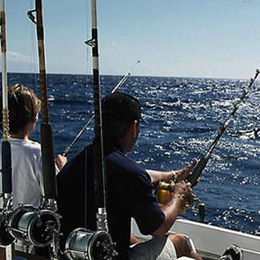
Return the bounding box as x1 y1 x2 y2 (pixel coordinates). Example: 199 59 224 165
4 0 260 79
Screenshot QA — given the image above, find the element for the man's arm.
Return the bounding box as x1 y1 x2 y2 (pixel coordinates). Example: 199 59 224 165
146 169 173 183
146 158 197 183
151 181 193 237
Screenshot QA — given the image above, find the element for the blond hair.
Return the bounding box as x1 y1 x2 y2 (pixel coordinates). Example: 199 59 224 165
0 84 41 134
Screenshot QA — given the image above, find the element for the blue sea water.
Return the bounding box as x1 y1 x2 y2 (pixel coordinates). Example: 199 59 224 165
6 72 260 236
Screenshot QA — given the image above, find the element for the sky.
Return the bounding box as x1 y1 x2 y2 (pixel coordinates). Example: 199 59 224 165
3 0 260 79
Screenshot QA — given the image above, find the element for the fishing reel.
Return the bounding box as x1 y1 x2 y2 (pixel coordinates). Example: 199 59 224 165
155 181 206 221
155 181 198 214
8 204 61 247
0 194 15 246
0 209 15 246
65 228 117 260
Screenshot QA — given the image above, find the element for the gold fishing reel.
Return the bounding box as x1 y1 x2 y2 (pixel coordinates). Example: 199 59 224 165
155 182 191 214
155 182 171 205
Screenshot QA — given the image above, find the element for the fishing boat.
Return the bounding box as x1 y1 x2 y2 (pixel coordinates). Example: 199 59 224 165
1 0 260 259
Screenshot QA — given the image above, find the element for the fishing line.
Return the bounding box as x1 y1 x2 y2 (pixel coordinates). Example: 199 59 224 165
62 60 140 156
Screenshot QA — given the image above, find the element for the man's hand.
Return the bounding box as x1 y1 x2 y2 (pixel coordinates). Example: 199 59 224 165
56 154 67 170
170 181 193 199
170 181 195 213
175 158 197 182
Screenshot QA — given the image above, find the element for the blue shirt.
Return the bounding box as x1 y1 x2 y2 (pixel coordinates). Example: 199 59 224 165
106 150 165 258
57 145 165 259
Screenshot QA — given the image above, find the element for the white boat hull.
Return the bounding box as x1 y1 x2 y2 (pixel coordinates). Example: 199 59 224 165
132 218 260 259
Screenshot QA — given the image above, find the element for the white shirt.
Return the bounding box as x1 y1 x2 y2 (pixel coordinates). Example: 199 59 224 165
0 138 44 208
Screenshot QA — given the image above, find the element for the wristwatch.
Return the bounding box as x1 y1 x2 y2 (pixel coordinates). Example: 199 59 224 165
171 171 178 183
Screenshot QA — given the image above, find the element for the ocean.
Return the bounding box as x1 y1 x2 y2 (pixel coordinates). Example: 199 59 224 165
6 72 260 236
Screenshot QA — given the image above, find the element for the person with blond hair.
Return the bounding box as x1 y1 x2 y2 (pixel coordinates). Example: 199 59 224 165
0 84 66 208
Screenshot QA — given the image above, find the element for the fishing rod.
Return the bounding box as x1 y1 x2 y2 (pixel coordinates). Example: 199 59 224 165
62 60 140 157
65 0 117 258
112 60 140 91
4 1 62 258
187 68 260 187
89 0 106 232
34 0 58 205
0 0 16 252
0 0 11 210
27 1 59 205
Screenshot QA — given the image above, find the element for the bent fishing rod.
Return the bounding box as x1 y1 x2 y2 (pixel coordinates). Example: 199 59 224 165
187 68 260 187
62 60 140 157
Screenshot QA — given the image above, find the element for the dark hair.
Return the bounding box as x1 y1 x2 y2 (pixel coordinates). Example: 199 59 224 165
100 92 141 139
102 117 134 139
95 92 141 153
0 84 41 134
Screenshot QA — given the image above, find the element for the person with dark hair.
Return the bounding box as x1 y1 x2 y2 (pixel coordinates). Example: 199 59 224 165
0 84 66 208
57 92 202 260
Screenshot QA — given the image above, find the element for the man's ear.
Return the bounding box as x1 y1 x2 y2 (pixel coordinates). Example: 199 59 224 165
127 120 137 138
133 120 138 138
